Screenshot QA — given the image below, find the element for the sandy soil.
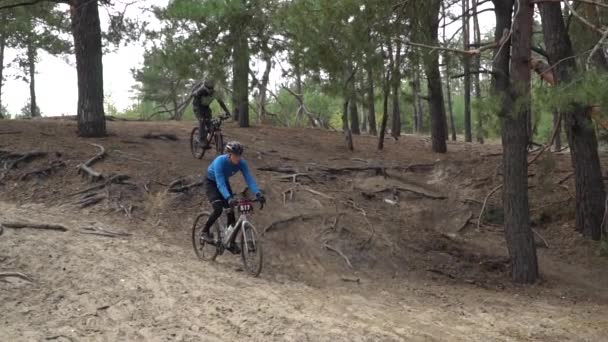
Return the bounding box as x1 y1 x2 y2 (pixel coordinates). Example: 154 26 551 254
1 119 607 341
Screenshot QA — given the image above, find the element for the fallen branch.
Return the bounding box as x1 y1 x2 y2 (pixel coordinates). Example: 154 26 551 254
457 211 474 232
276 173 315 183
302 186 335 200
19 160 66 181
257 166 297 174
324 243 353 269
1 221 68 232
557 172 574 184
477 184 503 230
142 133 178 141
0 130 22 135
75 193 106 208
80 226 131 238
77 143 106 181
0 272 34 283
167 178 204 193
0 150 47 170
532 228 550 248
263 213 327 234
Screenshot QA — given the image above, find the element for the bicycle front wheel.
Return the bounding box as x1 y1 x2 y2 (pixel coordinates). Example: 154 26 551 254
215 132 224 155
190 127 205 159
238 222 263 277
192 212 220 261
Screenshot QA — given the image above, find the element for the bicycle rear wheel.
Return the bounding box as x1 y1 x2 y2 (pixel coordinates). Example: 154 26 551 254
192 212 219 261
190 127 205 159
238 222 263 277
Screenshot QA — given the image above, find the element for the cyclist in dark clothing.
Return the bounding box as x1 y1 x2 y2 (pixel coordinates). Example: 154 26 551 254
202 141 265 242
192 79 230 148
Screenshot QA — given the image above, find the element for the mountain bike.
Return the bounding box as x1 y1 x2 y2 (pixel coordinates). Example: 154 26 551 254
190 113 230 159
192 191 264 277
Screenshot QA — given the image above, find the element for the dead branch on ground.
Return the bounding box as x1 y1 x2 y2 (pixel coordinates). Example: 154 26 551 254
0 272 34 283
19 161 66 181
457 212 474 232
0 130 22 135
80 226 131 238
263 213 328 234
142 133 178 141
477 184 503 230
0 221 68 232
0 150 47 170
323 243 353 269
77 143 106 181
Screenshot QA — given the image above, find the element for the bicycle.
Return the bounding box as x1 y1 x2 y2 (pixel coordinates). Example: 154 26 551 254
190 113 231 159
192 190 265 277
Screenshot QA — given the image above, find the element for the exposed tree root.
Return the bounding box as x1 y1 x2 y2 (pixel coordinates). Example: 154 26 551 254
258 166 298 174
0 150 47 170
263 213 328 234
167 177 204 193
0 221 68 232
0 272 34 283
19 161 66 181
80 226 131 238
0 130 22 135
323 243 353 269
477 185 503 230
77 143 106 182
142 133 178 141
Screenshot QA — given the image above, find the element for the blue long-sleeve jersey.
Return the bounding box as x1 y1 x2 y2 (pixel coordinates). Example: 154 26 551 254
206 154 260 200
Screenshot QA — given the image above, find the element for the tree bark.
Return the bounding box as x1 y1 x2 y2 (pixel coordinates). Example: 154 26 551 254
472 0 484 143
421 0 448 153
552 109 561 151
349 67 360 135
378 71 390 150
233 23 249 128
493 0 539 283
391 40 402 139
27 37 38 117
462 0 472 142
539 2 606 240
258 50 272 122
71 0 106 137
366 42 377 136
411 62 422 133
442 0 456 141
0 34 5 119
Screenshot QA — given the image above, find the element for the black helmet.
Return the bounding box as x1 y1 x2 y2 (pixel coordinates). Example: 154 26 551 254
225 141 244 155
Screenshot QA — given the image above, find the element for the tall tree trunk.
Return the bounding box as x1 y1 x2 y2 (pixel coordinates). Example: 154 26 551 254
472 0 484 143
27 38 38 117
0 34 5 119
411 62 422 133
552 109 561 151
343 98 353 150
258 51 272 122
71 0 106 137
378 70 390 150
349 68 360 135
233 26 249 128
493 0 539 283
539 2 606 240
441 0 456 141
421 0 448 153
462 0 472 142
391 40 402 139
366 47 377 136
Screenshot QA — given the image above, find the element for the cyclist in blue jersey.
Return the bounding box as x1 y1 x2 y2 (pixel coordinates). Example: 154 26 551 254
202 141 265 242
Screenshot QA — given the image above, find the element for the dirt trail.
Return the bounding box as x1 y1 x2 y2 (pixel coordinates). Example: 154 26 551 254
2 119 608 341
1 201 606 342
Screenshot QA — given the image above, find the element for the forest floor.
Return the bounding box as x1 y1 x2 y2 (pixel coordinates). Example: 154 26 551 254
1 119 607 341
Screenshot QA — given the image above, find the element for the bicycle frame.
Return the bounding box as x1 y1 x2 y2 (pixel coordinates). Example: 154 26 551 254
221 213 255 248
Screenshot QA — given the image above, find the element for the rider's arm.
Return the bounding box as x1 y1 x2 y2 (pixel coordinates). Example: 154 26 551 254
216 97 230 116
215 160 233 200
239 160 261 195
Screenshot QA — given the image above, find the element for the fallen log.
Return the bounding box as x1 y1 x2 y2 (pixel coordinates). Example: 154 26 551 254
142 133 178 141
0 221 68 232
